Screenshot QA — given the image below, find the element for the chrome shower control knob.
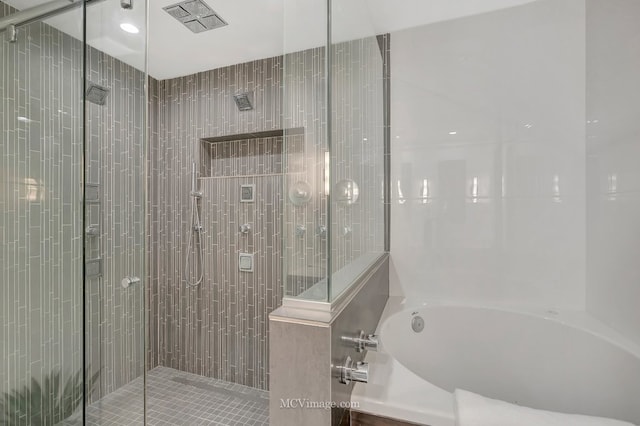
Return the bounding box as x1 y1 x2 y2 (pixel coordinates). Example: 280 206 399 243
338 356 369 385
351 361 369 383
239 224 251 234
121 276 141 289
295 224 306 237
341 330 378 352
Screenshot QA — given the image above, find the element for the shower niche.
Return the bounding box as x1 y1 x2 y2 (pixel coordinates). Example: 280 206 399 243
199 126 327 302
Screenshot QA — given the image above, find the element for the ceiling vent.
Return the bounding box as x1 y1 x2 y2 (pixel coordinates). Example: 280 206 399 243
86 82 110 106
163 0 228 34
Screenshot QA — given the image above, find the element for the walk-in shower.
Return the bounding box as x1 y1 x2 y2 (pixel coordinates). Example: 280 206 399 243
3 0 639 425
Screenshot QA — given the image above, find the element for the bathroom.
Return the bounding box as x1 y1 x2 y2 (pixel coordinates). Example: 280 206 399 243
1 0 639 425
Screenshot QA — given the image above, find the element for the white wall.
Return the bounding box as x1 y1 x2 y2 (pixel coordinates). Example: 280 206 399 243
586 0 640 345
389 0 587 308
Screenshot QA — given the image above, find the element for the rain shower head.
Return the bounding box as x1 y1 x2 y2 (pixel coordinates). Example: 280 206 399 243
233 92 253 111
163 0 228 34
86 83 110 106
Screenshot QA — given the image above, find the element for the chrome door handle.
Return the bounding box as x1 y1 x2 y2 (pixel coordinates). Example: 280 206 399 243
121 276 141 288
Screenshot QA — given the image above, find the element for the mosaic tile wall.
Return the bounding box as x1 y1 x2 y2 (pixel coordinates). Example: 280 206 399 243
195 137 282 388
148 52 330 384
0 1 85 421
202 136 283 177
149 39 387 386
148 77 161 371
149 57 288 387
167 136 283 390
84 45 147 402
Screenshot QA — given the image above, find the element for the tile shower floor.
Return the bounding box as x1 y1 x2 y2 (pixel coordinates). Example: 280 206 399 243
86 366 269 425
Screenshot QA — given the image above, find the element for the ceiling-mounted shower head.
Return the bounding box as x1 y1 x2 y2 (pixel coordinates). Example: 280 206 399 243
163 0 228 34
233 92 253 111
86 83 110 106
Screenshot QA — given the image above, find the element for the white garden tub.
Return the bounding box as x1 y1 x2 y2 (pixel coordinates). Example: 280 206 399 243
352 297 640 425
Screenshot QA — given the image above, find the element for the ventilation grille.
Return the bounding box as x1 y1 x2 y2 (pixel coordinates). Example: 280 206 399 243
86 83 109 106
163 0 228 34
233 93 253 111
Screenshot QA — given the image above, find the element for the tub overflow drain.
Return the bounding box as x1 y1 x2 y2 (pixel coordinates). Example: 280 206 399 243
411 315 425 333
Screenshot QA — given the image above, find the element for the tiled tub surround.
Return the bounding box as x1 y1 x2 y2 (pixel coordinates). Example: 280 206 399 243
388 0 640 348
585 0 640 346
389 0 587 308
352 0 640 424
0 0 84 416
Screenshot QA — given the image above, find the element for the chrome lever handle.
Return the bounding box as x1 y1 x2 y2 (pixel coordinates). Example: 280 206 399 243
341 330 378 352
338 356 369 385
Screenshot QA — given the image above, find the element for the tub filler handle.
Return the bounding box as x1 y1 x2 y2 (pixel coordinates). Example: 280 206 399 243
341 330 378 352
337 356 369 385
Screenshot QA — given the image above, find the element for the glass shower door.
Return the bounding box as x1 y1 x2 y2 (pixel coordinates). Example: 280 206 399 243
83 0 147 424
0 1 86 425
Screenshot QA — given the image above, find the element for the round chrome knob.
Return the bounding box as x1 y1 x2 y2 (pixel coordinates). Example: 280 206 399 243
121 276 141 289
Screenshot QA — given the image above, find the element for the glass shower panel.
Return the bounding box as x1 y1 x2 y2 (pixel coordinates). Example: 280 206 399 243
282 0 330 302
83 0 147 424
329 0 386 301
0 1 85 424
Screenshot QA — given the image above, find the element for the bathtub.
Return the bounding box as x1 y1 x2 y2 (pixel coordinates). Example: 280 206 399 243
351 297 640 425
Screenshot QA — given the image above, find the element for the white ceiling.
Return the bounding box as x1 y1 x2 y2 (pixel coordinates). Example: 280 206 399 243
4 0 540 80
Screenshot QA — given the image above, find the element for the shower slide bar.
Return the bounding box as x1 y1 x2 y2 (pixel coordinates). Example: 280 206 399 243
0 0 106 42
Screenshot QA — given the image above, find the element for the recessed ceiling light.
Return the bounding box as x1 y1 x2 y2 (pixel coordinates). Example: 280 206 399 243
449 131 457 135
17 116 32 123
120 23 139 34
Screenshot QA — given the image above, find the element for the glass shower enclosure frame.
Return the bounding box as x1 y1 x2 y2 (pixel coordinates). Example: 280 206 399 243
0 0 148 424
281 0 389 308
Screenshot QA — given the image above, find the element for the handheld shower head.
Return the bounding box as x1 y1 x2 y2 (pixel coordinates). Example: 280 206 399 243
190 162 203 198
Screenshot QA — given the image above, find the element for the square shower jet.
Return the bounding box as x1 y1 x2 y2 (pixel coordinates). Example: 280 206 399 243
240 184 255 203
238 253 254 272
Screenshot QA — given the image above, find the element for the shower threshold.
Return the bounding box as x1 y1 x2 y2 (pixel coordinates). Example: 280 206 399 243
85 366 269 425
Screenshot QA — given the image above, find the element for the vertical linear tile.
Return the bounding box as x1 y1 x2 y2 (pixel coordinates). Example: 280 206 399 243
85 44 146 404
150 38 384 389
